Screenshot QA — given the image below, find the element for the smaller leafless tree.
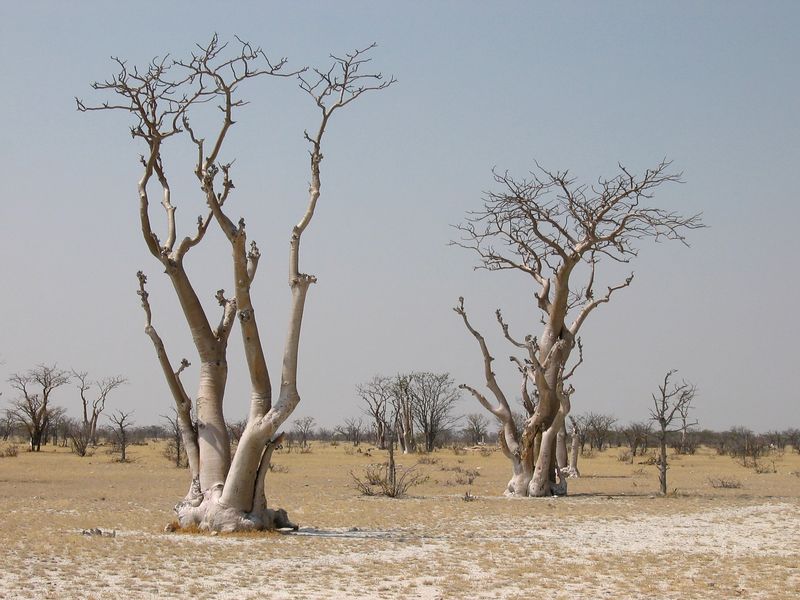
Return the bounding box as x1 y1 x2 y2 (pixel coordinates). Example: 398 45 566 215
292 416 316 449
109 410 134 462
620 421 652 459
1 410 17 441
357 376 391 449
72 370 127 445
162 409 189 468
585 412 617 452
410 372 460 452
650 370 696 495
7 365 70 451
390 374 416 454
226 419 248 446
463 413 489 445
45 406 68 447
763 430 786 454
68 418 93 457
784 428 800 454
726 426 768 469
336 417 364 446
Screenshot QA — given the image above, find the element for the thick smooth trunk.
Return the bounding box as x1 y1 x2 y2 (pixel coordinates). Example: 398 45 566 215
566 429 581 477
556 424 568 469
529 410 566 496
196 362 230 490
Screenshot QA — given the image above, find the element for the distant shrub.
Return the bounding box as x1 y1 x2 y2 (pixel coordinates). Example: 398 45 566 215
754 461 776 474
707 477 742 489
416 455 439 465
1 444 19 458
350 463 429 498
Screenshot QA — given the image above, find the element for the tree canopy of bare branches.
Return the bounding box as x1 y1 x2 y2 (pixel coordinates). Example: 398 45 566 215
72 370 127 445
454 161 702 496
7 365 70 452
650 370 697 494
79 36 393 532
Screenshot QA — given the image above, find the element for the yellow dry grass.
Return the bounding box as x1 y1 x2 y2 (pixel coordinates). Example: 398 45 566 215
0 440 798 599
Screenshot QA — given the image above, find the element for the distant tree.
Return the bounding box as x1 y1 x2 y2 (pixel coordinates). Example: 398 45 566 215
72 370 127 445
410 372 460 452
650 370 696 494
7 365 70 451
292 416 316 449
725 426 767 469
563 414 585 477
68 418 93 457
109 410 134 462
226 419 248 445
763 430 786 453
1 410 16 441
336 417 364 447
463 413 489 445
163 409 189 468
784 429 800 454
357 376 392 449
675 390 698 454
390 374 416 454
45 406 68 447
620 421 652 458
585 412 617 452
454 161 702 496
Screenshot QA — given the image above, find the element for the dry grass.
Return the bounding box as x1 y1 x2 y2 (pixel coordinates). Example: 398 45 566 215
0 441 798 599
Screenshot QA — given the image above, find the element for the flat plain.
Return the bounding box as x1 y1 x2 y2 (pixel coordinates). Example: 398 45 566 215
1 440 798 599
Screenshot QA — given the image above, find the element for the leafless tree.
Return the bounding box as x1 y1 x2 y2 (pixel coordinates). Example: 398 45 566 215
72 370 127 445
1 410 16 441
564 414 585 477
390 374 416 454
226 419 248 446
79 36 392 531
585 412 617 452
336 417 364 446
163 408 189 468
464 413 489 445
650 370 696 495
725 426 768 469
109 410 134 462
357 375 392 449
292 416 316 449
454 161 702 496
409 372 460 452
7 365 70 451
45 406 68 447
68 418 93 457
620 421 652 458
784 429 800 454
675 393 698 454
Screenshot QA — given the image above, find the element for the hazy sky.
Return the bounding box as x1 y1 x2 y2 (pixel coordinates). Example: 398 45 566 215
1 1 798 432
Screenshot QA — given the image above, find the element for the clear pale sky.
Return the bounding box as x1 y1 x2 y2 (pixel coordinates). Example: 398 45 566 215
1 1 797 432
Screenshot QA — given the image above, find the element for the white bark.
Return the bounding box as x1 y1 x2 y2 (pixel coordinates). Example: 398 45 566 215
85 38 392 532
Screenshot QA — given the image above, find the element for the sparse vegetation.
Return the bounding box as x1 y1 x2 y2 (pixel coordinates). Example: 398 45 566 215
708 477 742 489
1 444 19 458
0 440 797 599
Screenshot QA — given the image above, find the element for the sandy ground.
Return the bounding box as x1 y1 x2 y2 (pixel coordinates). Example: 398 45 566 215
1 442 798 599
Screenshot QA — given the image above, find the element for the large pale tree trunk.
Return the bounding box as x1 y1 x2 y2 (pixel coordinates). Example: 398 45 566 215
565 423 581 478
87 38 392 532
